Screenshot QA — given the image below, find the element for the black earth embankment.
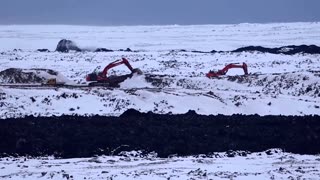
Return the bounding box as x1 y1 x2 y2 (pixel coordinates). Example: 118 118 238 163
187 45 320 55
51 39 320 55
0 110 320 158
231 45 320 55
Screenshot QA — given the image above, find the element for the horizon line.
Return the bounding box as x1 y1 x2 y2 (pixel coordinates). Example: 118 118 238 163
0 21 319 27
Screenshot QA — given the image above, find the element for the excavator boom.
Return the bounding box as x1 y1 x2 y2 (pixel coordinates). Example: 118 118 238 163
101 58 134 78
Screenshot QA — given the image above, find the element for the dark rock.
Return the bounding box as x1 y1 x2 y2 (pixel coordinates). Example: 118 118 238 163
119 48 133 52
30 97 36 103
191 50 207 53
94 48 113 52
125 48 132 52
55 39 81 52
37 49 50 52
61 93 68 99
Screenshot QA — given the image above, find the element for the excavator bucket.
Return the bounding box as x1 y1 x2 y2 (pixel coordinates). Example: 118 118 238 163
132 68 143 75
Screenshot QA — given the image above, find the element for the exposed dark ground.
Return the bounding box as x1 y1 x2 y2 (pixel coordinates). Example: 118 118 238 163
52 39 320 55
0 109 319 158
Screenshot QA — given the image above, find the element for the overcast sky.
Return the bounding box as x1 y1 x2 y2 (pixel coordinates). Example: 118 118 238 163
1 0 319 25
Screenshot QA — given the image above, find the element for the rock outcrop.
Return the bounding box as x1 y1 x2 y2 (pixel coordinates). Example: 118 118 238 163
55 39 81 52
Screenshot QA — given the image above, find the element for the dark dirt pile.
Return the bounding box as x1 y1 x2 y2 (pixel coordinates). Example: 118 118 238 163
0 68 43 83
231 45 320 55
0 68 59 84
181 45 320 55
53 39 320 55
55 39 133 53
0 109 319 158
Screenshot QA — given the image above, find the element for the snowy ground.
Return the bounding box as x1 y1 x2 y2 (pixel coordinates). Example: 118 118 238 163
1 150 320 180
0 48 320 118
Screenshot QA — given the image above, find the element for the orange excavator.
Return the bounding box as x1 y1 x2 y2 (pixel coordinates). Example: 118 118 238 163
206 63 248 78
86 58 247 87
86 58 142 87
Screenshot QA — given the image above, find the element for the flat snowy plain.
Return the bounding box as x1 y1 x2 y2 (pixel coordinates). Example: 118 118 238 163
1 150 320 180
0 22 320 179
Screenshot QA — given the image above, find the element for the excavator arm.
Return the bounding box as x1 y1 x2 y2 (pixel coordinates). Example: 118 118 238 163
86 57 142 85
206 63 248 78
100 58 134 78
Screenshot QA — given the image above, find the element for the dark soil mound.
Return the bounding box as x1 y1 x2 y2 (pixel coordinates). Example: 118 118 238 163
94 48 114 52
0 68 43 83
119 48 133 52
0 110 319 158
185 45 320 55
231 45 320 55
55 39 81 52
37 49 50 52
0 68 59 84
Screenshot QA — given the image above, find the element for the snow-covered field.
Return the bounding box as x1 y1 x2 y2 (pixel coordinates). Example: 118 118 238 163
0 23 320 117
0 50 319 117
1 22 320 51
1 150 320 180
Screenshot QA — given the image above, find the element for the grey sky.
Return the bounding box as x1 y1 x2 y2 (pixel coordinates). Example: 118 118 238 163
1 0 319 25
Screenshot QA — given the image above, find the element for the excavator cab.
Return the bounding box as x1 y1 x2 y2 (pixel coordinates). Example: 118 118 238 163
86 66 101 82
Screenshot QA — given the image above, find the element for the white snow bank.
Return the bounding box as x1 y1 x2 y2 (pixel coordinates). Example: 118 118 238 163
120 74 152 89
1 150 319 180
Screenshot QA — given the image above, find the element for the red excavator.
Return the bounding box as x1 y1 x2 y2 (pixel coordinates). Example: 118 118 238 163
86 58 142 87
206 63 248 78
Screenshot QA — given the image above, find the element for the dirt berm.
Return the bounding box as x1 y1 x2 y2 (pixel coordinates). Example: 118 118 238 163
0 109 319 158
